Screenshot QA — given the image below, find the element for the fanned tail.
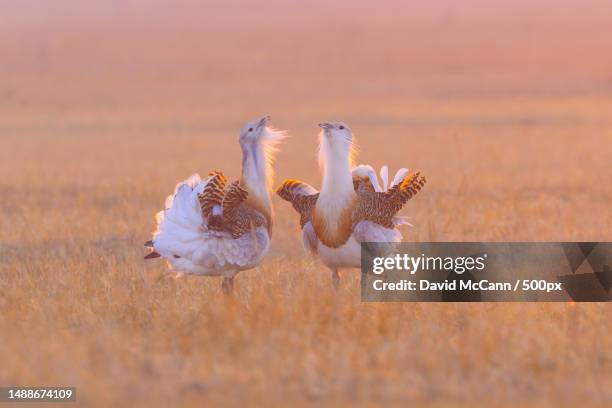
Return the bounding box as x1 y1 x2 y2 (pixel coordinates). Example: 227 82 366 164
145 174 209 260
353 164 410 192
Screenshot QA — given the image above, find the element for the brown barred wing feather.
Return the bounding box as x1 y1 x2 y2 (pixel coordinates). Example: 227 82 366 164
198 171 227 218
226 204 268 239
390 172 427 210
221 181 264 239
222 181 249 220
276 179 319 228
354 171 427 228
195 174 270 239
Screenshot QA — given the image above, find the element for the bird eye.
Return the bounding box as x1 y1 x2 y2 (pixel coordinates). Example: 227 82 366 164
248 128 253 132
339 125 344 130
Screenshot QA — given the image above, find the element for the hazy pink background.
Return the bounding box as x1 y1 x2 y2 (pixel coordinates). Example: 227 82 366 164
3 0 611 116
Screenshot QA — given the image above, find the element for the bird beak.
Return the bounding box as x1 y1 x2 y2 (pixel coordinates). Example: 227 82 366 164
257 115 271 129
318 122 332 130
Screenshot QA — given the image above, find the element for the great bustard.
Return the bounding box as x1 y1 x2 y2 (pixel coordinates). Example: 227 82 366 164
276 121 426 289
145 116 286 294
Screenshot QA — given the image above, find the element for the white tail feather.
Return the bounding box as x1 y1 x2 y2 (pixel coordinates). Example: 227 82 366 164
391 168 410 188
352 164 382 192
353 164 411 192
393 216 413 227
380 165 389 191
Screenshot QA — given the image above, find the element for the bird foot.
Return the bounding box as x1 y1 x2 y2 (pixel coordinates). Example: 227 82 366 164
221 277 234 295
331 269 340 291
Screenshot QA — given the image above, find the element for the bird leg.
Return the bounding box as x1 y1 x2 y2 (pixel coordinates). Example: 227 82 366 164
330 268 340 290
155 271 172 283
221 276 234 295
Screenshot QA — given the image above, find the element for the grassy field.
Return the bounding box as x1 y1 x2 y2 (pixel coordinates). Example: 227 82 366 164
1 1 611 406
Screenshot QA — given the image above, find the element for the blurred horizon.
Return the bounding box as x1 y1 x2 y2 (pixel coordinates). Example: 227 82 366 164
2 0 612 119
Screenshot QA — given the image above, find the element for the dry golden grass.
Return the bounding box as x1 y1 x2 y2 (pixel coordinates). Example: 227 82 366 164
1 1 611 406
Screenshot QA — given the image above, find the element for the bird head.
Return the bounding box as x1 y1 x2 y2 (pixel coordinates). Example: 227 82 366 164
319 121 352 142
239 115 271 145
318 121 355 167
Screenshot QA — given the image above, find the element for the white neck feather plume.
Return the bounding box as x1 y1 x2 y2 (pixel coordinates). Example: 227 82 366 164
317 131 356 206
241 127 287 224
241 127 286 191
